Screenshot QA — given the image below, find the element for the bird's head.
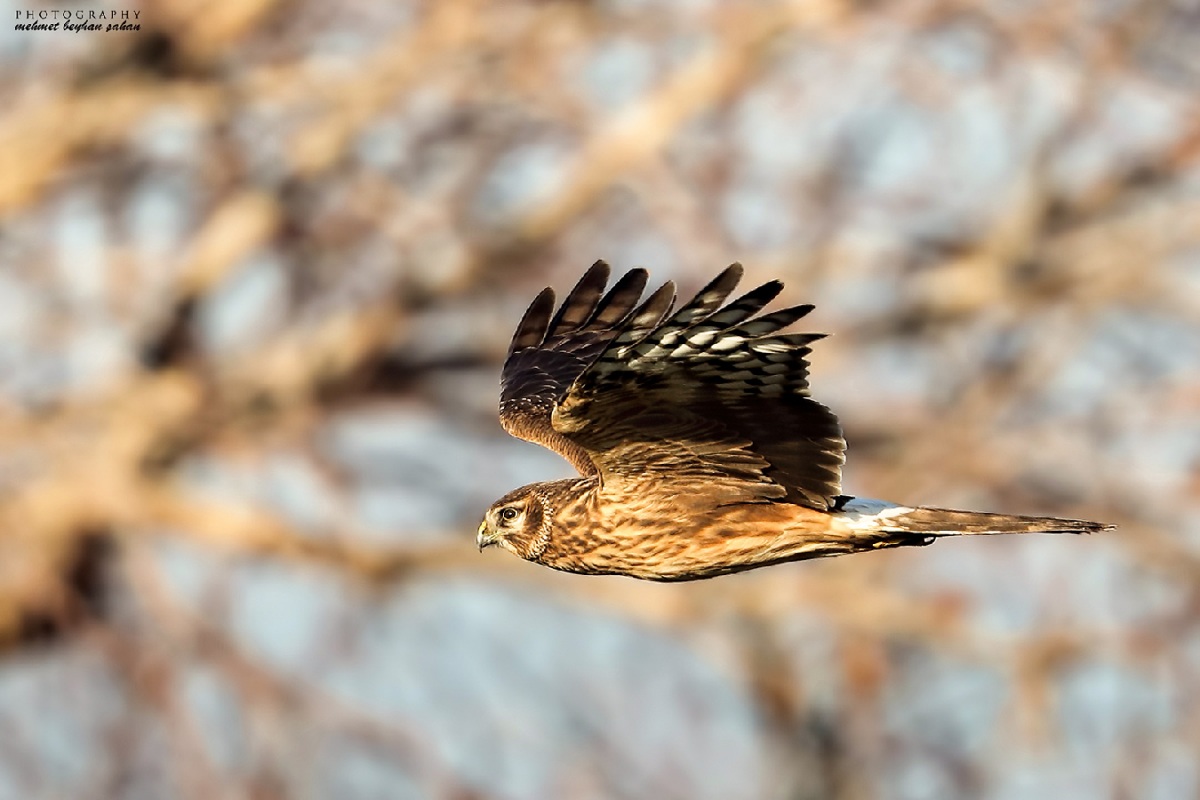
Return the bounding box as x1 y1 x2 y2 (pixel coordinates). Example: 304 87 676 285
477 485 549 560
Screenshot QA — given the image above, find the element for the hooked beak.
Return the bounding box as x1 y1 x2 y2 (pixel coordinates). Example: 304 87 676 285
477 521 497 552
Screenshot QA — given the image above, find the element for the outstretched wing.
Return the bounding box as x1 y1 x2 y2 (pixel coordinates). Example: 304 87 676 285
553 264 846 511
500 263 846 511
499 260 675 475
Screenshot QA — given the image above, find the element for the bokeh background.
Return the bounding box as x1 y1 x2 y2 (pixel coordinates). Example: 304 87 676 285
2 0 1199 798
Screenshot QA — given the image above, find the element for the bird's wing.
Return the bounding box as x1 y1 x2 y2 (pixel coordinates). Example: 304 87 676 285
499 260 676 476
552 264 846 511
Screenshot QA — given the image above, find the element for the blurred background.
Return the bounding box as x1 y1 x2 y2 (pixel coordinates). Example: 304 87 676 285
1 0 1199 798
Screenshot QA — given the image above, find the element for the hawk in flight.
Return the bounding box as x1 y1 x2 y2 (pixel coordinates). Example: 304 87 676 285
478 262 1109 581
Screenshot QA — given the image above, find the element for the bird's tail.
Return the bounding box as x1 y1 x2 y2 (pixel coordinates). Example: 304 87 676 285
888 506 1112 536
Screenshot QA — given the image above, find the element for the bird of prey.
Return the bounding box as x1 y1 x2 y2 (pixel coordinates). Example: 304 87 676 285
478 262 1110 581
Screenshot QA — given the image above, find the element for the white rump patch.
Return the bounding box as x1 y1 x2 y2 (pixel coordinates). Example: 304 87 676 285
836 498 914 532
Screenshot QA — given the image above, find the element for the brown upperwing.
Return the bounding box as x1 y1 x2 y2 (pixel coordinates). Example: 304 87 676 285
550 265 847 512
498 260 675 475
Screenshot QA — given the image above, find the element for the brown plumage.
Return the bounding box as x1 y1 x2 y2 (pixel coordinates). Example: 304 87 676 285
478 262 1111 582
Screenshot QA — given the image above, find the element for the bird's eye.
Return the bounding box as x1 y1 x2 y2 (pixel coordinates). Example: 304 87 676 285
500 507 519 522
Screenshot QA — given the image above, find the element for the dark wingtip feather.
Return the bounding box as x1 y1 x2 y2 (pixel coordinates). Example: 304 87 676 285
730 280 784 311
706 281 785 328
547 261 611 337
628 280 677 332
588 268 649 329
672 264 745 324
704 263 744 301
508 287 556 355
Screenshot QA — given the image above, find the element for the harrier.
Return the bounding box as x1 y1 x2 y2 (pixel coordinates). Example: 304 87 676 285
478 262 1109 581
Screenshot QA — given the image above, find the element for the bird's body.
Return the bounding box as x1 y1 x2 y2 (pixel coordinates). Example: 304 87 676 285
478 262 1110 581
